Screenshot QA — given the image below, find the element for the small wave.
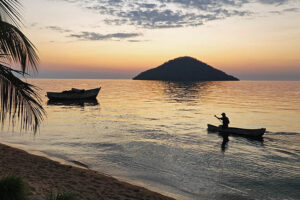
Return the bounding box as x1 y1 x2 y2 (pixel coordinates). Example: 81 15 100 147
274 148 299 160
144 118 159 121
85 142 122 151
266 131 299 136
214 193 254 200
69 160 89 169
87 142 117 148
142 132 175 140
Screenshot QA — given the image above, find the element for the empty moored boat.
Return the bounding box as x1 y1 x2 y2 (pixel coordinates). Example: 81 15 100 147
47 87 101 100
207 124 266 138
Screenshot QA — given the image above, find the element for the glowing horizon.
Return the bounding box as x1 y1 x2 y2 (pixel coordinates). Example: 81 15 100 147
21 0 300 80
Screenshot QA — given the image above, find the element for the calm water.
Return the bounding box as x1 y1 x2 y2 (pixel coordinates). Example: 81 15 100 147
1 80 300 200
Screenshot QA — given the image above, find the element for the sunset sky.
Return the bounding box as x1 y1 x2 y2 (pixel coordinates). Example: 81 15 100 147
21 0 300 80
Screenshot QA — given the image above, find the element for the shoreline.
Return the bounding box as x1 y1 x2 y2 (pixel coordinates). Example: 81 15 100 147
0 143 175 200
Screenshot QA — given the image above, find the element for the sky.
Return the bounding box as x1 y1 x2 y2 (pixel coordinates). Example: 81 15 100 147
19 0 300 80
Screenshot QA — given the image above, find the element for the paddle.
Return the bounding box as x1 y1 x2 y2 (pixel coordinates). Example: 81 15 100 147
214 115 221 121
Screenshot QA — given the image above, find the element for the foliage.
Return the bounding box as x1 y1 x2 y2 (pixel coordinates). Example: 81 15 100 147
0 19 39 72
0 0 22 26
0 0 45 132
0 66 44 131
0 175 28 200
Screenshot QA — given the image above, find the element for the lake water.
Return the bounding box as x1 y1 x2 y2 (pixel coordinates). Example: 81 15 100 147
1 79 300 200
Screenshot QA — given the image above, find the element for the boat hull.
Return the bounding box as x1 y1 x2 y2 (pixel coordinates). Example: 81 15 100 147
47 87 101 100
207 124 265 138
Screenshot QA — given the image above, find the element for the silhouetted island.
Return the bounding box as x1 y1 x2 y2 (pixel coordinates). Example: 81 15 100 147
133 56 239 81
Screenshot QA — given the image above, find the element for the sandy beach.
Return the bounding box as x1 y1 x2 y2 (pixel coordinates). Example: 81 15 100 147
0 143 174 200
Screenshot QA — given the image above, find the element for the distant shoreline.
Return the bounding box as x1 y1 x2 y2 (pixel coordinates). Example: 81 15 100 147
20 77 300 81
0 142 174 200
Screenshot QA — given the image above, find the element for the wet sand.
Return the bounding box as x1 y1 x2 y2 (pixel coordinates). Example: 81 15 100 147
0 143 174 200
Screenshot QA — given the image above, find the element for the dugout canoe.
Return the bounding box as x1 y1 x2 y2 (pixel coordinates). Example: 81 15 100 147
207 124 266 138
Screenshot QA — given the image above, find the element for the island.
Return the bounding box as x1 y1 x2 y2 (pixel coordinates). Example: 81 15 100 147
133 56 239 81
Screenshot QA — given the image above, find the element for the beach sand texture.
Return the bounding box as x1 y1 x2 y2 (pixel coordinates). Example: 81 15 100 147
0 143 174 200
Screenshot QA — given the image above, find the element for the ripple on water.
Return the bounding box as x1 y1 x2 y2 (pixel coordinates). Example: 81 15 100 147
1 80 300 200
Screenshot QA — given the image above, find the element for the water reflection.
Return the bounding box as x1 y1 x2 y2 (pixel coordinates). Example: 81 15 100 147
8 79 299 200
209 131 264 152
47 99 99 107
220 133 229 152
161 81 213 103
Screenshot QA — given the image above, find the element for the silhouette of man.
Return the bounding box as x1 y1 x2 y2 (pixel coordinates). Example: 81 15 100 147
215 113 230 129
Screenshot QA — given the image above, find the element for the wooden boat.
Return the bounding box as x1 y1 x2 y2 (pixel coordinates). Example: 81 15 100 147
47 87 101 100
207 124 266 138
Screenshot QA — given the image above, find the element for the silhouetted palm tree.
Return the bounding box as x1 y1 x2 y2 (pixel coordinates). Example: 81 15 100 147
0 0 44 132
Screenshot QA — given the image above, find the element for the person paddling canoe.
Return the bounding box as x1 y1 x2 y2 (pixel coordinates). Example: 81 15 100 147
215 113 230 129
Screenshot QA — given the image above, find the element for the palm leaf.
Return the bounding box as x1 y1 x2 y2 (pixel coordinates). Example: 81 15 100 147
0 0 22 26
0 19 39 73
0 64 45 132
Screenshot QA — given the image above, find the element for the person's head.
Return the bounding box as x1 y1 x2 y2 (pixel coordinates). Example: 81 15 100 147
222 113 226 116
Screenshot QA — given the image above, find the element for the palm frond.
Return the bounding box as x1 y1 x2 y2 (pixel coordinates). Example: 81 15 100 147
0 0 22 26
0 20 39 73
0 64 45 132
